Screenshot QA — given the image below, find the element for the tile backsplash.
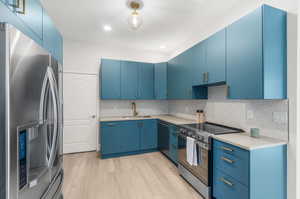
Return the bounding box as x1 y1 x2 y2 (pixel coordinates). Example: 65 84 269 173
169 85 289 141
100 85 289 141
100 100 169 117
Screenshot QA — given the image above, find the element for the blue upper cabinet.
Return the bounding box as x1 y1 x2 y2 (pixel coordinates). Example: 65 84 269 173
0 0 63 62
121 61 139 99
191 42 206 86
43 10 63 63
226 5 287 99
16 0 43 39
100 59 156 100
154 63 167 100
139 63 154 99
167 46 207 100
204 29 226 85
101 59 121 99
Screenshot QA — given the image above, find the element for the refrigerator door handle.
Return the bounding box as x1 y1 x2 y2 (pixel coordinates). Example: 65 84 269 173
47 67 59 169
39 67 60 168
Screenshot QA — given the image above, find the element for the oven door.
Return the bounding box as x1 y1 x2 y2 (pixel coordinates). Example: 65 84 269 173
178 134 209 186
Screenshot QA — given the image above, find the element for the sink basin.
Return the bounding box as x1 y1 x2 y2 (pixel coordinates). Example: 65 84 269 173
121 116 152 119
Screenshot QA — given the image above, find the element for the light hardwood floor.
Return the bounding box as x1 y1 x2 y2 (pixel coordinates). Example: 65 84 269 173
63 152 203 199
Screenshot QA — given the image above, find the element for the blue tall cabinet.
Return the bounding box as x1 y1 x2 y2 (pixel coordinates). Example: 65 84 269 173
226 5 287 99
0 0 63 63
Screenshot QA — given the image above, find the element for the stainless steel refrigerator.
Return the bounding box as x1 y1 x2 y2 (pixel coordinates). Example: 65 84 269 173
0 23 64 199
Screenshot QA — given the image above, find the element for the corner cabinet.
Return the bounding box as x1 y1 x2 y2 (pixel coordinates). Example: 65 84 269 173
213 140 287 199
226 5 287 99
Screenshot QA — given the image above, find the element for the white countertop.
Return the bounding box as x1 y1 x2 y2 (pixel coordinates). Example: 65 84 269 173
213 133 287 150
100 115 287 150
100 115 196 125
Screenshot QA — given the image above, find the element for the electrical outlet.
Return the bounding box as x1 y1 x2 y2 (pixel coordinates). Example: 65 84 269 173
246 110 254 120
273 112 288 124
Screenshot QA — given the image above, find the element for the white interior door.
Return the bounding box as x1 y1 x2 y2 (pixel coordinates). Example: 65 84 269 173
63 73 98 154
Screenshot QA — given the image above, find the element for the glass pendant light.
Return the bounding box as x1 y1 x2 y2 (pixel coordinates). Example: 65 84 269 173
127 0 144 30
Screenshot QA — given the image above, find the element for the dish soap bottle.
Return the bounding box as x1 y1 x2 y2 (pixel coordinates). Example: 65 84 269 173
196 110 206 124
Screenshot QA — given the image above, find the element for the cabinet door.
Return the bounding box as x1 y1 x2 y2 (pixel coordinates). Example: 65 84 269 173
169 126 178 163
140 120 157 150
101 59 121 99
101 124 122 155
16 0 43 39
43 11 63 63
121 61 139 99
119 121 140 152
191 42 206 86
205 29 226 84
167 56 180 99
139 63 154 99
158 122 170 156
154 63 167 99
226 8 263 99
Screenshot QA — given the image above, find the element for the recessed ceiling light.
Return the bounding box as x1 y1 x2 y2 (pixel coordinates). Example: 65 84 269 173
103 25 112 32
160 45 166 49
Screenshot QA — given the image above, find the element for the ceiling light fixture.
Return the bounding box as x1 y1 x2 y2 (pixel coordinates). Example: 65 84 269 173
126 0 144 30
103 25 112 32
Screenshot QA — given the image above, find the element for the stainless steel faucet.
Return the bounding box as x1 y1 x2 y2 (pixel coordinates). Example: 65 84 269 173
132 102 138 117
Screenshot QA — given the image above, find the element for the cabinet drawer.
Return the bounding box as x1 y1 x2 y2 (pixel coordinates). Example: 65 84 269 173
213 140 249 160
213 148 249 186
213 169 249 199
101 122 120 128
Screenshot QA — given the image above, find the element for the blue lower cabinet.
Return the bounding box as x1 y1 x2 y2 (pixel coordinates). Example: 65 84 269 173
100 120 158 158
140 120 157 150
213 169 249 199
101 122 123 155
213 139 287 199
168 125 178 164
119 121 140 153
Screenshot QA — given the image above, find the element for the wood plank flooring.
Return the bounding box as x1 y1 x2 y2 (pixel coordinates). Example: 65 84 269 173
63 152 203 199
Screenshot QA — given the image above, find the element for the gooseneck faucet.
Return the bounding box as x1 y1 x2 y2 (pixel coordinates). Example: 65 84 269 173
132 102 138 117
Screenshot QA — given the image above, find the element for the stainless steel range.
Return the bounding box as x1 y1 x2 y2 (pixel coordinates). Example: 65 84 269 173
177 122 243 199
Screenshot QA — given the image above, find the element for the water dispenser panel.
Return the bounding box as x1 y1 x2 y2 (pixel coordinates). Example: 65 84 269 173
19 129 27 190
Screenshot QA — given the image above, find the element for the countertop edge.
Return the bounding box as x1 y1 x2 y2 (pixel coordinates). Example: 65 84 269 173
212 135 288 151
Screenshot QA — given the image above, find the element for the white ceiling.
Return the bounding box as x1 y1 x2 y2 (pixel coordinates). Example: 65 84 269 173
42 0 296 59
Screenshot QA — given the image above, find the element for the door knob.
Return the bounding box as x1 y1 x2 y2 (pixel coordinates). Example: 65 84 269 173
91 115 96 119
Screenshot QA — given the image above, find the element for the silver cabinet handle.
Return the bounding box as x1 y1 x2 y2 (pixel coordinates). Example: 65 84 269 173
9 0 26 14
203 73 206 83
221 146 234 152
220 177 234 187
107 123 116 127
221 157 234 164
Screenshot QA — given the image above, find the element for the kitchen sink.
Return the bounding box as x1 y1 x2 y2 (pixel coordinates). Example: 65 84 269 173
121 115 152 119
